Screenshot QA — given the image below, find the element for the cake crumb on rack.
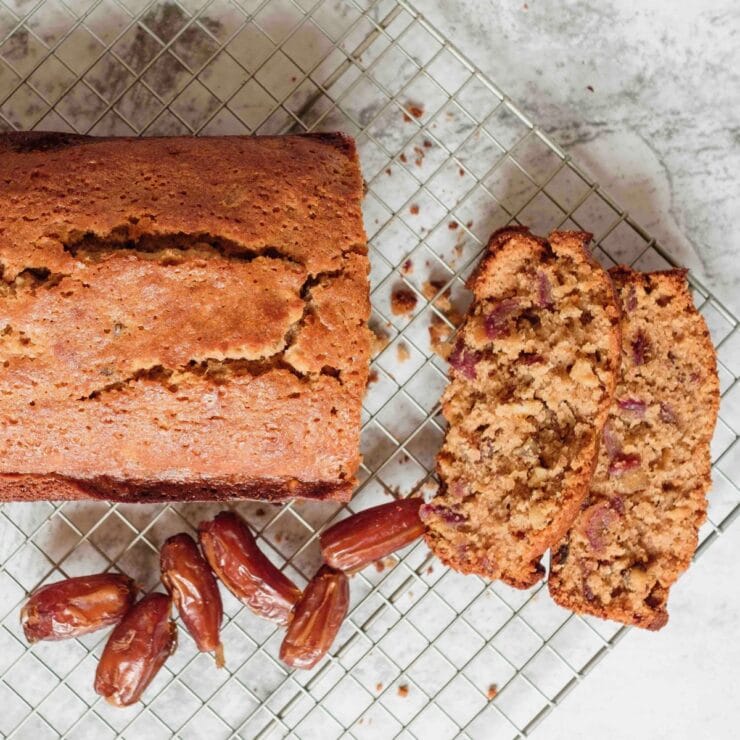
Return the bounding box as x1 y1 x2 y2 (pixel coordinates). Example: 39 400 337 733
391 286 418 316
401 259 413 274
370 323 391 355
429 314 453 358
375 682 383 692
487 684 498 700
409 203 420 215
398 684 409 698
367 368 379 386
374 557 396 573
397 342 411 363
448 220 459 230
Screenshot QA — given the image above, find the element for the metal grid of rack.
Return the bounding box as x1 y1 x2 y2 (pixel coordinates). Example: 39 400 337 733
0 0 738 737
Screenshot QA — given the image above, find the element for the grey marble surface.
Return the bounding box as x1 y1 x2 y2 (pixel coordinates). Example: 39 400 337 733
419 0 740 317
416 1 740 737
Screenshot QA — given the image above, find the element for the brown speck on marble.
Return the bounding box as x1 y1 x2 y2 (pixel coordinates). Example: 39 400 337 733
391 286 417 316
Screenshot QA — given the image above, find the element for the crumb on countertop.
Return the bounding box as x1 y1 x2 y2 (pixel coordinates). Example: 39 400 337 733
400 152 408 163
401 258 413 274
587 84 594 92
367 368 379 386
391 286 418 316
448 220 459 230
459 167 465 177
409 203 420 215
375 682 383 692
255 507 265 516
397 684 409 698
396 342 410 363
426 565 434 575
421 279 444 301
487 684 498 700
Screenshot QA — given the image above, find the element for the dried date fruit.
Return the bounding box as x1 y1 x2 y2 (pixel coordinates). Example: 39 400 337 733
21 573 137 643
94 592 176 707
320 498 425 572
279 566 349 670
199 511 301 625
160 533 224 667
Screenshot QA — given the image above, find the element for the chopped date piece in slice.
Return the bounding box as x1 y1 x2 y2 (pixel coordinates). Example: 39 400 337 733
549 266 719 630
199 511 301 625
320 498 424 572
447 339 481 379
484 298 519 338
608 453 641 477
659 402 678 424
583 502 622 552
161 533 224 667
279 566 349 670
94 592 176 707
536 271 553 308
426 228 621 589
617 398 646 416
21 573 137 643
419 503 467 526
631 330 651 366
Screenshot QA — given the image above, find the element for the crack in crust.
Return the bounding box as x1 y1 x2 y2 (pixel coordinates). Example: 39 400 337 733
1 229 361 399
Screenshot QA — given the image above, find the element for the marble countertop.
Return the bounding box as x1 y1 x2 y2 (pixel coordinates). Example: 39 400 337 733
420 0 740 317
417 1 740 737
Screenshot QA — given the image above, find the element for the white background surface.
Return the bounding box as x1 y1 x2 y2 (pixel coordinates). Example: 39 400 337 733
416 1 740 737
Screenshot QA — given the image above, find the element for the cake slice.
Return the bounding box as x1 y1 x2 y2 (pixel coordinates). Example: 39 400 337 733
548 267 719 629
422 227 621 588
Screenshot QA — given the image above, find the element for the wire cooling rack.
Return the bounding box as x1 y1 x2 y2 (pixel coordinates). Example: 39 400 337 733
1 0 739 738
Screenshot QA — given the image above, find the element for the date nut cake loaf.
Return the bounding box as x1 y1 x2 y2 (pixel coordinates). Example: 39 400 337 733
548 266 719 629
422 227 621 588
0 132 370 503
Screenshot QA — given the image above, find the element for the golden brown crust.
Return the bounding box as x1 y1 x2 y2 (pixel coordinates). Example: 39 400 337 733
0 132 370 503
423 228 621 588
549 267 719 629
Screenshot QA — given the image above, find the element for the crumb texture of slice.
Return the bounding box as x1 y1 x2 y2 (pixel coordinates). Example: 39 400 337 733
423 227 621 588
548 266 719 629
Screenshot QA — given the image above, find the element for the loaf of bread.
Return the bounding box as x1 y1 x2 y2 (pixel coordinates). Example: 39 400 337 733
422 228 621 588
548 267 719 629
0 132 370 503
